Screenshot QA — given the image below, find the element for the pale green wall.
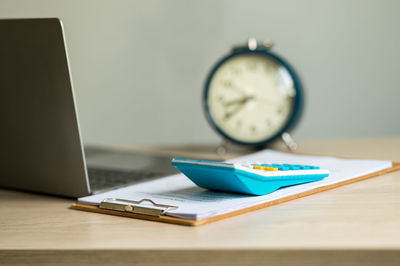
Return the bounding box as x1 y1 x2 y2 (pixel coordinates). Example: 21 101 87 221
1 0 399 146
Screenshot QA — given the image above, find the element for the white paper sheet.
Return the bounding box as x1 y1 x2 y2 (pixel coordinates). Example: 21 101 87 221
78 150 392 220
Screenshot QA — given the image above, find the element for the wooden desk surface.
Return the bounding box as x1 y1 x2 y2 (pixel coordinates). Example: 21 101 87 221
1 137 400 265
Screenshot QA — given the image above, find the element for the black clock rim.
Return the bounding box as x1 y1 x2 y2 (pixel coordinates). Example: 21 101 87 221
202 48 303 148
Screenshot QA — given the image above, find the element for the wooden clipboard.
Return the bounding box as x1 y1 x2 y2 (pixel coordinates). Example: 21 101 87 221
71 162 400 226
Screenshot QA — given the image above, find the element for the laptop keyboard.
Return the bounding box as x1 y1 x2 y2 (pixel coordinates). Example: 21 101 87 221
87 167 165 192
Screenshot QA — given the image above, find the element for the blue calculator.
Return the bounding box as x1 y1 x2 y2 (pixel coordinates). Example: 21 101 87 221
172 158 329 196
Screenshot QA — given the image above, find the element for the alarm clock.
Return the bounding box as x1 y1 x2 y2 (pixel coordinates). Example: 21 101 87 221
203 38 303 149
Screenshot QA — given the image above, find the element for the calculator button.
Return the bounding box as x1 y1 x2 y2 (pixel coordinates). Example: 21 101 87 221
252 163 320 171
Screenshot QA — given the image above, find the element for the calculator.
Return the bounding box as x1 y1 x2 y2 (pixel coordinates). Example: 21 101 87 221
172 158 329 196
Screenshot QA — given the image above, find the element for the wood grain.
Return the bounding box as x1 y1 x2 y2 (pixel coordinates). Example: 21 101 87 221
1 137 400 265
1 250 400 266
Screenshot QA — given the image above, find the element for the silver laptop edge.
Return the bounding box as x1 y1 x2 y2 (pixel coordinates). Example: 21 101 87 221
58 18 92 194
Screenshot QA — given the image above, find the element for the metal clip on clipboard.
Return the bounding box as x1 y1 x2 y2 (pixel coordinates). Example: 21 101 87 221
99 198 178 217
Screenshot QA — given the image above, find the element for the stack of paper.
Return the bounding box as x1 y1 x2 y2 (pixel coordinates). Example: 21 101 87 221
78 150 392 220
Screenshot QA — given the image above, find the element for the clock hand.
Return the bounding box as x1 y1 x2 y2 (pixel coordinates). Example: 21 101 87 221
224 103 246 121
223 96 255 120
224 95 254 107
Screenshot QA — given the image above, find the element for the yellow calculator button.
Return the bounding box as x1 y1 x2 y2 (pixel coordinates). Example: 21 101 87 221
253 166 278 171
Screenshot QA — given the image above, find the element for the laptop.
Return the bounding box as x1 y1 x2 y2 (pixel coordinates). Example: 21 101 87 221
0 18 178 197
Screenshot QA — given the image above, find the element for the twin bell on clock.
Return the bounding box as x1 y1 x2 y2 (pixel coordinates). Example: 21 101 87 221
203 38 303 150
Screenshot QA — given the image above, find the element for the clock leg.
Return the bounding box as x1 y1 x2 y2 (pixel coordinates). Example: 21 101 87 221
216 139 231 157
281 132 298 151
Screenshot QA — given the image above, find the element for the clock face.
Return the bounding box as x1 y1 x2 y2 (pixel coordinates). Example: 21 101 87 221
206 53 297 144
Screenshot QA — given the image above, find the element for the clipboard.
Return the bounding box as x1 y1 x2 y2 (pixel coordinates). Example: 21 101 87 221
71 162 400 226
